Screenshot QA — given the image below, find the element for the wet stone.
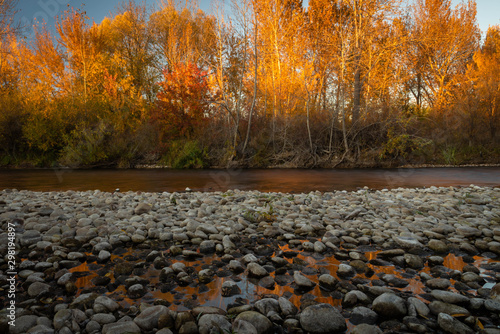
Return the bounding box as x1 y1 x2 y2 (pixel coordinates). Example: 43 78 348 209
372 293 407 318
221 281 241 297
437 313 474 334
259 276 275 289
247 262 268 277
425 278 452 290
351 324 383 334
293 271 315 289
351 306 378 325
235 311 273 334
429 301 471 317
198 314 231 334
28 282 51 297
431 290 470 305
102 321 141 334
134 305 169 331
300 303 347 334
127 284 147 299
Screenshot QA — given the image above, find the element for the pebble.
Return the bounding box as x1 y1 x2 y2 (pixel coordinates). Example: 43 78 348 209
2 186 499 334
300 303 347 333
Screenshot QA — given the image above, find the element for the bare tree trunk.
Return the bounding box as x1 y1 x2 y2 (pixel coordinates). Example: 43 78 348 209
306 98 313 153
341 85 349 155
352 65 361 124
242 9 258 156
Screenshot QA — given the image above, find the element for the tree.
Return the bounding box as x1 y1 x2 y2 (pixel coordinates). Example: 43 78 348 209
153 62 211 146
0 0 17 40
57 8 106 105
408 0 480 109
454 25 500 142
106 1 157 101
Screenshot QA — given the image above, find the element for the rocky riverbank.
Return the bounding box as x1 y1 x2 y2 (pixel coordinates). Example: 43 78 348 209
0 186 499 334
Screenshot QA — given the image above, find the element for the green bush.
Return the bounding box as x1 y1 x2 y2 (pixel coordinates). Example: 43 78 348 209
161 140 208 168
59 121 113 166
380 131 432 161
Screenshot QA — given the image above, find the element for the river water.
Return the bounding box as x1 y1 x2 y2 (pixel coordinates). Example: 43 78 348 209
0 167 498 192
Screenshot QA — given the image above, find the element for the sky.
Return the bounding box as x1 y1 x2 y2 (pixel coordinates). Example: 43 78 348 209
14 0 500 41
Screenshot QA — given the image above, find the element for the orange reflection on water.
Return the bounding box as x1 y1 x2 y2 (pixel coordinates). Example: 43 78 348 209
69 261 98 295
66 245 497 313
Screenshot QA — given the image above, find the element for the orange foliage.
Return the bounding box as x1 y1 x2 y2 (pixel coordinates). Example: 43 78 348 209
153 62 211 146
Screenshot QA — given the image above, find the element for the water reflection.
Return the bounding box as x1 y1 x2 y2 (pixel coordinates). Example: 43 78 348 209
68 245 497 313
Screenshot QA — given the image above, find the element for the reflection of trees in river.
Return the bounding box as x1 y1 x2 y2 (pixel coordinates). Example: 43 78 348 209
68 246 490 311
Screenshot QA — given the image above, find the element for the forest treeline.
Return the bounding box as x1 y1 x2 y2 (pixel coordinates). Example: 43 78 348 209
0 0 499 168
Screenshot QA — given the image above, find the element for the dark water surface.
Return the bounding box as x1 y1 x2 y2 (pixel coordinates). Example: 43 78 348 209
0 167 499 192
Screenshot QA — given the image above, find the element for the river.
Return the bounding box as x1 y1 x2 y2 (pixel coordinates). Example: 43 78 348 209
0 167 498 192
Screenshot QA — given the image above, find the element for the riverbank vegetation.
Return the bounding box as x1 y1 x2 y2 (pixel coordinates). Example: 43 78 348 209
0 0 499 168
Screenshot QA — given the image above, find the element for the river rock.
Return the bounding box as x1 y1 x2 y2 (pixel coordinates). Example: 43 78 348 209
232 319 258 334
259 276 275 289
192 306 226 317
404 254 424 269
351 324 383 334
53 309 72 330
171 262 186 273
103 321 141 334
20 230 42 246
337 263 356 277
300 303 347 333
431 290 470 305
437 313 474 334
293 271 316 289
114 262 134 276
393 236 424 249
98 250 111 262
429 301 470 317
127 284 147 298
134 305 169 331
221 280 241 297
199 240 215 254
408 297 430 318
134 203 152 215
314 241 327 253
198 314 231 334
425 278 452 290
255 298 280 316
372 293 407 318
235 311 273 334
247 262 268 277
318 274 338 291
228 260 245 273
91 313 116 325
351 306 378 325
344 290 371 307
9 315 38 334
28 282 51 297
26 324 54 334
94 296 119 313
222 235 236 249
485 299 500 312
428 239 449 253
456 226 481 238
94 242 112 252
279 297 298 316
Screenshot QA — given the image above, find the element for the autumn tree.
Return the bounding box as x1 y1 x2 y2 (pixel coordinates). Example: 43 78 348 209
452 25 500 143
475 26 500 139
57 9 106 106
103 1 157 101
153 62 211 145
0 0 16 40
407 0 480 109
150 0 216 72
